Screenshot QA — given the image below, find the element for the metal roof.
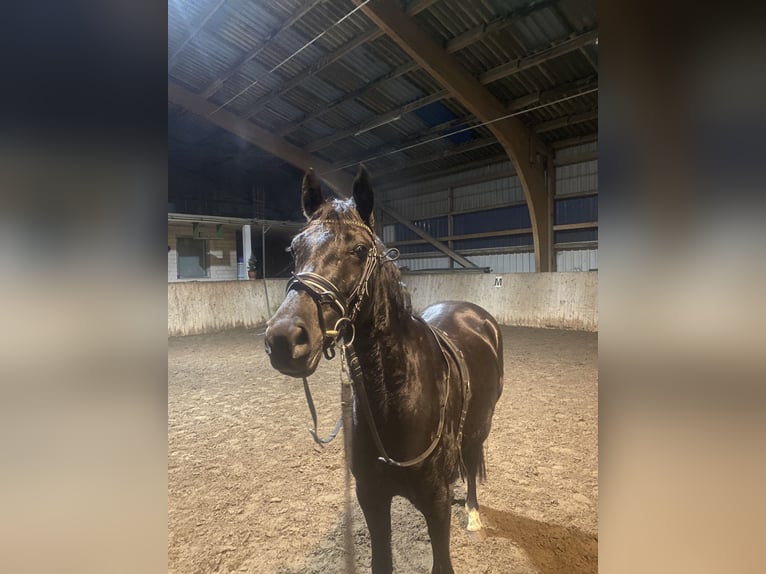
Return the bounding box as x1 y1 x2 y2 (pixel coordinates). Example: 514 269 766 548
169 0 597 211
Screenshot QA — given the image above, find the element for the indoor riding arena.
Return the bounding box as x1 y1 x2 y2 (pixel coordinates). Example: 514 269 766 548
168 0 598 572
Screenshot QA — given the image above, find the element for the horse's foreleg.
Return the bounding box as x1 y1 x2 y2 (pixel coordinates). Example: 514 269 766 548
418 483 455 574
357 484 392 574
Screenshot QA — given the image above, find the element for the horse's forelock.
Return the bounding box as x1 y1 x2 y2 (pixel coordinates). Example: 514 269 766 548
309 197 379 230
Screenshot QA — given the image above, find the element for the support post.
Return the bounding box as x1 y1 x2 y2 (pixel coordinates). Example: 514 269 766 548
546 155 556 272
242 224 252 280
262 225 270 314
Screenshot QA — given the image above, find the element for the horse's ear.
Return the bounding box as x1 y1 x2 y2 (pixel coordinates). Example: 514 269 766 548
301 169 324 219
352 165 374 225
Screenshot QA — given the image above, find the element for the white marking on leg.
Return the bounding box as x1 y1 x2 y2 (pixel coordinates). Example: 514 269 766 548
466 505 483 532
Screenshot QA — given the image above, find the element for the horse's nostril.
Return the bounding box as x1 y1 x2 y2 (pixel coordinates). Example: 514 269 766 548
265 318 313 367
290 324 311 360
294 325 309 346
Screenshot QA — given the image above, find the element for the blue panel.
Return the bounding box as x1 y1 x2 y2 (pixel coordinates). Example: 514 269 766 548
453 205 531 234
555 196 598 225
415 101 456 125
454 234 533 250
414 101 475 144
555 228 598 243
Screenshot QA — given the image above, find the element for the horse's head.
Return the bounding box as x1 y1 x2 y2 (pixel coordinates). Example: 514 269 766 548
264 166 379 377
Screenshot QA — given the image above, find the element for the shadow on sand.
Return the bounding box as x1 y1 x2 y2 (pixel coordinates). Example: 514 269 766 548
479 505 597 574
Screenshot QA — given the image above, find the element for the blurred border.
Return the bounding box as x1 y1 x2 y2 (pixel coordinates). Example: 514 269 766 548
1 0 765 572
600 1 766 572
1 2 168 573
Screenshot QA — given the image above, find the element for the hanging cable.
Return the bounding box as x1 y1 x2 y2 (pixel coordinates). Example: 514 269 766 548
211 0 373 115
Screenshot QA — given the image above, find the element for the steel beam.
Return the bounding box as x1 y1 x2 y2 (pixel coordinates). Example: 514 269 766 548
354 0 554 270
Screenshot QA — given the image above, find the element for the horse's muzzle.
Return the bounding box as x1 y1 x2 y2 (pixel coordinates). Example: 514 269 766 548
264 317 319 377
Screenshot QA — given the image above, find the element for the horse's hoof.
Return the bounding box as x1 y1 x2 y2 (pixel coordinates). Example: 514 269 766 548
466 506 483 532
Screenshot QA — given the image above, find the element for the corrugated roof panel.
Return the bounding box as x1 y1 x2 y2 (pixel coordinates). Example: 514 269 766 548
277 89 312 116
213 1 282 52
208 74 278 113
541 123 593 145
365 35 411 69
262 98 303 123
318 107 351 131
355 90 397 116
348 131 385 151
511 6 571 51
250 114 279 133
404 68 445 95
317 140 356 161
318 61 369 93
390 112 430 136
372 76 428 108
338 45 392 81
300 74 346 103
456 42 508 77
293 1 370 52
256 26 326 77
168 0 221 54
420 1 477 38
333 99 375 125
539 51 595 85
389 150 508 183
283 128 311 148
176 29 245 80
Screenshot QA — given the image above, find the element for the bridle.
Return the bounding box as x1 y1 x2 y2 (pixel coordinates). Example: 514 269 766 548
285 219 381 358
285 217 469 471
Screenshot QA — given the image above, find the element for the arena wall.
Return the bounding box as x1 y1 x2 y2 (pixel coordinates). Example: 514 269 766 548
168 272 597 336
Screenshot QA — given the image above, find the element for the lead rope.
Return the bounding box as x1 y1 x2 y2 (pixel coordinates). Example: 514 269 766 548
302 376 343 445
340 351 355 573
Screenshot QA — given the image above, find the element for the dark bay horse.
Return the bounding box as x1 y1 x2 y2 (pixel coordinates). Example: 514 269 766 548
265 167 504 574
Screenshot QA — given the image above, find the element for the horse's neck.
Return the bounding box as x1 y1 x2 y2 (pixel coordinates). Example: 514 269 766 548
350 278 442 440
351 275 416 400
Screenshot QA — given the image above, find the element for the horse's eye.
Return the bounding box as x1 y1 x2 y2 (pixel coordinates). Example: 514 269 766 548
352 244 369 259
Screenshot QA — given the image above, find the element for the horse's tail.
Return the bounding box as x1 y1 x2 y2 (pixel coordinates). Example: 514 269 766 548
478 445 487 482
458 444 488 482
